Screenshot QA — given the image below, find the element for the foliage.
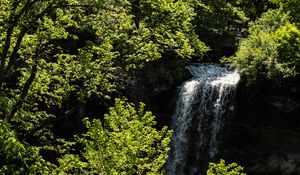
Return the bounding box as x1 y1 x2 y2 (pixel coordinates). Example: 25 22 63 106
235 0 275 20
0 0 201 173
0 0 207 122
0 0 208 118
189 0 256 59
0 120 56 174
129 0 209 60
1 99 172 174
1 0 297 173
55 99 172 175
206 159 246 175
191 0 244 37
269 0 300 23
194 0 249 35
229 8 300 84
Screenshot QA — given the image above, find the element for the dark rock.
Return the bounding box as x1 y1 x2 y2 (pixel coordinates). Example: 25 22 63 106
219 76 300 175
124 56 190 127
221 122 300 175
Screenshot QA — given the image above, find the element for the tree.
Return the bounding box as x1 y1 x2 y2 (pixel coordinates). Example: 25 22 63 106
235 0 275 20
229 7 300 84
1 0 202 173
0 0 207 122
193 0 249 35
206 159 246 175
188 0 249 59
55 99 172 174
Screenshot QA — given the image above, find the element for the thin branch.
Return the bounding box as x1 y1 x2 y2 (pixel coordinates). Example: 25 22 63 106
0 29 26 85
11 0 22 13
0 2 56 86
0 0 34 79
6 29 26 71
6 62 38 122
0 26 14 75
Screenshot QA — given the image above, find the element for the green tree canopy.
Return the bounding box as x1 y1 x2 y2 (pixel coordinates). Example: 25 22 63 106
229 7 300 84
0 0 208 122
55 99 172 174
1 99 172 174
0 0 205 173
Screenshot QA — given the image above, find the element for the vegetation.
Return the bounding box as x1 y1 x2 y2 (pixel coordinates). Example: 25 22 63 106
0 0 298 174
0 99 172 174
229 1 300 84
55 99 172 174
0 0 204 173
207 159 246 175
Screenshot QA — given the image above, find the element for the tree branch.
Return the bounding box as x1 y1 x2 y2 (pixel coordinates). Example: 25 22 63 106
0 29 26 85
0 25 14 76
6 62 38 122
0 2 56 86
0 0 35 81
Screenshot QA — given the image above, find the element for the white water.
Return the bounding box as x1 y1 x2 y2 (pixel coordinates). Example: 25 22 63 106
167 64 240 175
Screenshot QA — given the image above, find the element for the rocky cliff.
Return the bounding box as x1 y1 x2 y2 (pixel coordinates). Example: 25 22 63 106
220 77 300 175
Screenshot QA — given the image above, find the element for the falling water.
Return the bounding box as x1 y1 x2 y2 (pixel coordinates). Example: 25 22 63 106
166 64 240 175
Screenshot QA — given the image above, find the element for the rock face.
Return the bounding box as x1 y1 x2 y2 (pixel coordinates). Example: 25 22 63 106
125 56 190 126
220 77 300 175
222 123 300 175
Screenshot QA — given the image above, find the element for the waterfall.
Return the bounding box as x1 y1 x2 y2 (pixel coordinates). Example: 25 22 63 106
166 64 240 175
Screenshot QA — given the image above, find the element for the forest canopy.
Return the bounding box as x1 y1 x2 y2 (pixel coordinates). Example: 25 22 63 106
0 0 299 174
0 0 208 173
229 0 300 84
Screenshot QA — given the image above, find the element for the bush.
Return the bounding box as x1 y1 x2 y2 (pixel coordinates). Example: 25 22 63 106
207 159 246 175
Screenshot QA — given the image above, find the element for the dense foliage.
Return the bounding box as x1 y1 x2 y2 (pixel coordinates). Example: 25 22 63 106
230 1 300 84
0 0 298 174
54 99 172 174
207 159 246 175
0 0 205 173
0 99 172 174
